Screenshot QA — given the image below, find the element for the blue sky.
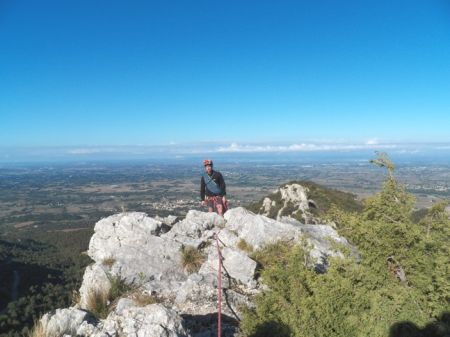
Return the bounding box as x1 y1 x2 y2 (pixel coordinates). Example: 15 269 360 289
1 0 449 151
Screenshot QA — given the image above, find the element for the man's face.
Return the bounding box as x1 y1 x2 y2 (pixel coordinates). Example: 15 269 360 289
204 164 212 174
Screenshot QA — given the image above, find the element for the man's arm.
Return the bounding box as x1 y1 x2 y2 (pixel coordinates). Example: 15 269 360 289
218 172 226 197
200 176 206 201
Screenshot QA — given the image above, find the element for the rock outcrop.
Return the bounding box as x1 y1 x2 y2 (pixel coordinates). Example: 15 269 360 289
247 181 362 224
37 206 352 337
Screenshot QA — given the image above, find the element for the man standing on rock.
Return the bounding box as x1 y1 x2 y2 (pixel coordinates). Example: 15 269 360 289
200 159 227 216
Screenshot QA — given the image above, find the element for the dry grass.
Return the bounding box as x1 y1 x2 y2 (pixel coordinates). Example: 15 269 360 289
27 319 45 337
86 288 109 319
101 256 116 268
181 245 205 274
71 289 81 305
131 292 160 306
237 239 254 253
86 274 134 319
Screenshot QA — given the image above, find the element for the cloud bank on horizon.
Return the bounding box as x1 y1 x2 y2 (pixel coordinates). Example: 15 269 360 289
215 141 397 153
1 141 450 163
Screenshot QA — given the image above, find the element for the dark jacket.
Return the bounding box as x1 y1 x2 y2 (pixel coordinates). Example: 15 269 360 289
200 170 226 200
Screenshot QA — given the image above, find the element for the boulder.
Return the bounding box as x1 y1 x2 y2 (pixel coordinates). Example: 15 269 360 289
40 308 96 337
224 207 301 249
79 264 111 309
98 304 189 337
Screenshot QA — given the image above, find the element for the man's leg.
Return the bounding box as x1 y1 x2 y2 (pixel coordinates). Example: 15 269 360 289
207 198 214 212
215 197 224 216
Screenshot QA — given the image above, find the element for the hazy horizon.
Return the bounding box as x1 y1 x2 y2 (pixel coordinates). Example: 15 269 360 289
1 141 450 165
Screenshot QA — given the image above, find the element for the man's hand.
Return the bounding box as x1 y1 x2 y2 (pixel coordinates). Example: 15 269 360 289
201 200 206 206
222 196 227 203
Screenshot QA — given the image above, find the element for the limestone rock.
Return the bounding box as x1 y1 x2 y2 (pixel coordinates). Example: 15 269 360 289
40 308 97 337
100 304 188 337
224 207 301 249
41 205 355 337
79 264 111 309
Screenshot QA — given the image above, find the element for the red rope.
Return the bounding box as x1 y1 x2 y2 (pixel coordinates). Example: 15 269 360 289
216 234 222 337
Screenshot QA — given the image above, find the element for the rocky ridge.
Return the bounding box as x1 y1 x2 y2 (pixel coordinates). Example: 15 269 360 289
248 181 362 224
36 204 352 337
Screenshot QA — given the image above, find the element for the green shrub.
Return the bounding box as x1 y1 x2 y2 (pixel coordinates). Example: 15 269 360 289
240 154 450 337
108 274 133 303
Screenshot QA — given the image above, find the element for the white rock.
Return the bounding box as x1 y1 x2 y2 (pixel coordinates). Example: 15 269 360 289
84 212 187 300
205 247 257 287
276 183 310 219
155 214 179 227
40 308 95 336
104 304 189 337
163 210 224 248
89 212 164 262
261 197 273 216
217 228 239 248
79 264 111 309
224 207 301 249
44 207 355 336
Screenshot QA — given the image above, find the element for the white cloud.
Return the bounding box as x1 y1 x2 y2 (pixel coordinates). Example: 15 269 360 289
216 142 397 153
68 148 104 154
365 138 379 145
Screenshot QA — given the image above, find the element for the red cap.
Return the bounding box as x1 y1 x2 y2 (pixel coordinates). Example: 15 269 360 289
203 159 213 166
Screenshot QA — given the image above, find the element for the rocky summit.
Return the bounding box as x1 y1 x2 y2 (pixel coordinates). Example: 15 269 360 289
248 181 362 224
36 206 352 337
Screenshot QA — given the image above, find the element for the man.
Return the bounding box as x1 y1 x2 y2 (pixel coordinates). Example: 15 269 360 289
200 159 227 216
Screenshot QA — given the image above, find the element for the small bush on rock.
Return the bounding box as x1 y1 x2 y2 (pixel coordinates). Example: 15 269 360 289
237 239 254 254
131 292 160 306
86 274 133 319
86 288 109 319
101 256 116 268
181 245 205 274
108 274 133 303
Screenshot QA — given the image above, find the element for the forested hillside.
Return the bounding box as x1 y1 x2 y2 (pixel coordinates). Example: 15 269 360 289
0 230 92 336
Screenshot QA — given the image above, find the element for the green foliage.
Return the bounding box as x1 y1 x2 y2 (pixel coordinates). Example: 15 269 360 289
298 181 363 215
240 155 450 337
0 230 93 336
108 274 133 304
